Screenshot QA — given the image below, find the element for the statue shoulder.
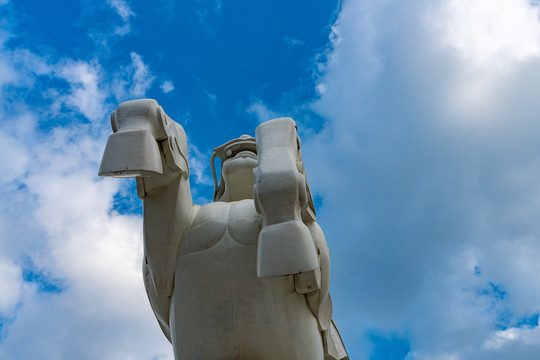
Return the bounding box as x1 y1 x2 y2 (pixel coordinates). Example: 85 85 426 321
178 202 229 254
189 202 229 227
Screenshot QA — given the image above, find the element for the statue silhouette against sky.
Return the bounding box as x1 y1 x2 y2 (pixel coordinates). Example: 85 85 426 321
99 99 348 360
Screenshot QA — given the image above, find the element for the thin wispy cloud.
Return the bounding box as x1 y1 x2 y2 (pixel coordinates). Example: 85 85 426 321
187 143 213 187
247 100 278 123
194 0 223 35
112 52 155 102
284 35 306 51
108 0 136 36
108 0 135 22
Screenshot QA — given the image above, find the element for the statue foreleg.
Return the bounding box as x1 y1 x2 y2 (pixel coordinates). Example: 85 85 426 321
98 99 193 342
253 117 318 277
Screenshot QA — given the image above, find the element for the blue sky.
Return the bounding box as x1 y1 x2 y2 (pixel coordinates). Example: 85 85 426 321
1 0 540 359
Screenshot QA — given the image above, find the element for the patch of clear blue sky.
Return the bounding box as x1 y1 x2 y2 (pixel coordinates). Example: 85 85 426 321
111 178 143 215
472 281 539 332
21 257 64 293
368 332 411 360
132 0 339 144
23 269 64 293
516 313 539 328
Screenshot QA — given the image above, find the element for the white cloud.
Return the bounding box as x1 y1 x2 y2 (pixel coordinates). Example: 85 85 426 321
188 142 213 188
57 61 107 123
194 0 223 34
113 23 131 37
284 35 306 48
420 0 540 125
160 80 174 93
0 261 22 315
0 113 173 360
108 0 135 22
0 48 52 95
428 0 540 68
304 0 540 358
112 52 155 101
406 351 462 360
129 52 154 97
0 29 173 359
0 130 30 186
204 88 217 112
247 100 278 123
315 82 327 95
483 328 521 350
0 46 106 124
0 57 16 86
105 0 135 36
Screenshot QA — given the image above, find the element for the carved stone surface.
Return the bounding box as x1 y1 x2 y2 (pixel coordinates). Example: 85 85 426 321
99 99 348 360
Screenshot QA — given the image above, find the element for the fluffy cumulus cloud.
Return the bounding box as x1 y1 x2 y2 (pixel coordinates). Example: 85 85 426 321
304 0 540 358
428 0 540 67
0 22 172 360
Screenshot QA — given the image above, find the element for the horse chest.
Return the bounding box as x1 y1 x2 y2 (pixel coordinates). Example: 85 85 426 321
177 199 261 255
